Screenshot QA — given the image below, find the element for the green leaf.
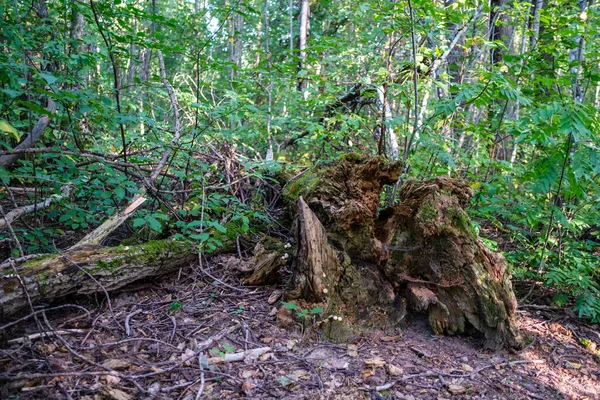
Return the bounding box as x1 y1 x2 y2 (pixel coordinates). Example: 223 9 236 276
114 186 125 200
38 72 57 85
281 301 298 311
222 345 235 353
147 216 162 232
133 218 146 228
0 120 20 141
190 232 210 242
212 222 227 233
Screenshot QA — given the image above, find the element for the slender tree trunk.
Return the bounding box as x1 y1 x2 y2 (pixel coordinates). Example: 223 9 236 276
263 0 273 160
297 0 309 93
529 0 544 49
126 18 137 90
488 0 513 161
227 2 244 82
289 0 294 55
570 0 589 103
377 86 400 160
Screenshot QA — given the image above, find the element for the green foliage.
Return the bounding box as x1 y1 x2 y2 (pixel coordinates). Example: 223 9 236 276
282 301 323 318
169 300 183 313
0 0 599 324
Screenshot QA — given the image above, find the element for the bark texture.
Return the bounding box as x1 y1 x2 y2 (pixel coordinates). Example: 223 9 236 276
283 155 521 350
1 239 195 319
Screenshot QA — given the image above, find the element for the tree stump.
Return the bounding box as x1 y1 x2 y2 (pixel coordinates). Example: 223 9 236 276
284 155 521 349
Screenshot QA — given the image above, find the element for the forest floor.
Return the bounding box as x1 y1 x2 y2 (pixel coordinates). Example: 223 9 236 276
1 252 600 400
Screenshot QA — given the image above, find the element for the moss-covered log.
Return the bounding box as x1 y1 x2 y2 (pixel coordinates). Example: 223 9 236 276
0 239 195 319
283 155 521 350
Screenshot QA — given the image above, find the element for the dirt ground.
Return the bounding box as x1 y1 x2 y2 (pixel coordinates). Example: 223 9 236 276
1 256 599 400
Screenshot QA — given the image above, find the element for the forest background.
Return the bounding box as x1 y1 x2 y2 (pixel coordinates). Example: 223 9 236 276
0 0 599 322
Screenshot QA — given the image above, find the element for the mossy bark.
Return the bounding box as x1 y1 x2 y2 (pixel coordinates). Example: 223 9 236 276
284 156 521 350
0 239 195 319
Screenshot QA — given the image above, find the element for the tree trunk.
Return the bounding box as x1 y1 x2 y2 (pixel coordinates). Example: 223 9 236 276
283 155 522 350
0 239 195 319
297 0 309 93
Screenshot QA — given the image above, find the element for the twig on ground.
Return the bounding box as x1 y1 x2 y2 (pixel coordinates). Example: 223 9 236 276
0 304 90 331
195 356 206 400
360 359 545 391
197 257 249 293
7 329 87 344
41 312 147 394
125 309 143 337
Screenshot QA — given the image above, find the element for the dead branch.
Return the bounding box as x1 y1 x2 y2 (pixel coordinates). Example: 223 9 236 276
0 99 57 168
0 185 71 230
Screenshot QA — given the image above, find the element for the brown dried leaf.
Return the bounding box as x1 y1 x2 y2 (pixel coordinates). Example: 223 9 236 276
268 290 283 304
241 381 255 394
461 363 473 372
241 369 255 379
386 364 404 376
103 374 121 386
364 357 385 367
347 344 358 357
565 361 582 370
182 348 196 366
101 359 131 371
447 384 466 395
100 388 132 400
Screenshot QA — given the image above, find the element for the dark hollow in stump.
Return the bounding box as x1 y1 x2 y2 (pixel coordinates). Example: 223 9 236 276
284 155 521 350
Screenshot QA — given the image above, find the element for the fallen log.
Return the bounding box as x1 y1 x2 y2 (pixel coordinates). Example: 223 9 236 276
282 154 522 350
0 239 195 319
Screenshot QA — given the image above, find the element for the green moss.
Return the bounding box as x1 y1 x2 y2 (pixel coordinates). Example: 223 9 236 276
92 257 125 274
2 280 18 293
283 169 319 202
580 338 597 351
419 202 438 222
340 152 366 164
20 254 55 270
37 273 47 285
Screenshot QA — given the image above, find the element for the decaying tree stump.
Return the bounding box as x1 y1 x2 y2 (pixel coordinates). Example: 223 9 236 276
0 240 195 319
283 154 521 350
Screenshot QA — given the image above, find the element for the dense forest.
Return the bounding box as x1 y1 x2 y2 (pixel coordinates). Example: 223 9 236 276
1 0 599 399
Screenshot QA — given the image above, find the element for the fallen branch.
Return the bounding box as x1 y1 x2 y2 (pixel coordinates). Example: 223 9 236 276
207 347 271 364
0 99 57 168
0 185 71 230
7 329 87 344
0 239 195 318
360 359 545 392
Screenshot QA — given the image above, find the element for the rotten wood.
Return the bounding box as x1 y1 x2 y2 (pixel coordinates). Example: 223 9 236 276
0 239 195 319
283 156 522 349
